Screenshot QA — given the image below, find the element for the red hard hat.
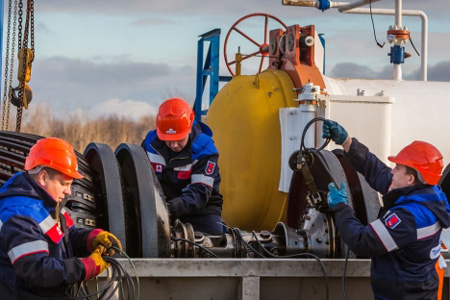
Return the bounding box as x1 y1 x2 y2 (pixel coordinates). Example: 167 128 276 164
156 98 194 141
25 137 84 179
388 141 443 185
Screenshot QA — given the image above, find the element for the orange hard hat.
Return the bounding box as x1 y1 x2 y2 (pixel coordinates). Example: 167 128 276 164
388 141 443 185
25 137 84 179
156 98 194 141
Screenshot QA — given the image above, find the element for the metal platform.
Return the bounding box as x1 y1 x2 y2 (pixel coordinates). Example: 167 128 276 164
93 258 450 300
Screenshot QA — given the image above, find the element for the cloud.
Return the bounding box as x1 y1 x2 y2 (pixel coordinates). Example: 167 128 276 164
405 60 450 82
86 98 158 119
28 56 196 112
328 63 392 79
131 18 173 27
37 0 309 16
35 56 170 85
427 61 450 82
36 0 450 23
329 60 450 82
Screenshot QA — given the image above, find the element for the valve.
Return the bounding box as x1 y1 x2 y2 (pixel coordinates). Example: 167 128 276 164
387 25 410 65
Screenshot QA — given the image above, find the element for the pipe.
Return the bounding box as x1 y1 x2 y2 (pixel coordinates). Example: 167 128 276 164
337 0 382 12
281 0 319 8
395 0 402 28
281 0 428 81
341 8 428 81
393 64 402 80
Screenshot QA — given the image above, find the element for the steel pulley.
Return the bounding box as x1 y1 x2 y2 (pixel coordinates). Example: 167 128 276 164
83 143 127 251
115 143 171 258
11 84 32 108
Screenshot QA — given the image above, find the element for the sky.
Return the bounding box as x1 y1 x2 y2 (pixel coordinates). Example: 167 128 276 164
2 0 450 120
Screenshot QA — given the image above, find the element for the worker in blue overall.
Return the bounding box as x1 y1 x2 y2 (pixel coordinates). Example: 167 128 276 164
142 98 223 235
323 119 450 300
0 137 122 299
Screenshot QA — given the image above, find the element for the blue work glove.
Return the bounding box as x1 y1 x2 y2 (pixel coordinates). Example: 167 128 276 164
322 119 348 145
327 182 349 209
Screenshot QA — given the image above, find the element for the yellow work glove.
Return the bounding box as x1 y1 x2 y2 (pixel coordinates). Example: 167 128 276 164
92 231 122 256
81 247 110 281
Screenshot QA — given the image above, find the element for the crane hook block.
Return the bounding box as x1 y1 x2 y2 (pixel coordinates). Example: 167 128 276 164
10 84 33 109
17 48 34 83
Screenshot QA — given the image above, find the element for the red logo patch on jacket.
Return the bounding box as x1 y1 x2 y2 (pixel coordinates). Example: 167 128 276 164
385 213 401 229
151 163 163 173
205 161 216 175
178 169 192 180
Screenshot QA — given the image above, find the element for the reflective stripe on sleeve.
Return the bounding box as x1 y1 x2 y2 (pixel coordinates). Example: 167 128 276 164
191 174 214 187
147 152 166 166
40 214 56 233
0 218 3 231
370 219 399 252
417 222 441 240
61 208 74 229
8 240 49 264
39 214 64 244
174 164 193 171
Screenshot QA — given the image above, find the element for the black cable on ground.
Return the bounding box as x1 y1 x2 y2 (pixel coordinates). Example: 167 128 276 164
67 247 139 300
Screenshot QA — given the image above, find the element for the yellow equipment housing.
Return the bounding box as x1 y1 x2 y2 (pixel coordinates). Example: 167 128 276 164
207 69 297 231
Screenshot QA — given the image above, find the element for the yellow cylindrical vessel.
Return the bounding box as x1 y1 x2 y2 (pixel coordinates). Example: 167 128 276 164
207 69 297 231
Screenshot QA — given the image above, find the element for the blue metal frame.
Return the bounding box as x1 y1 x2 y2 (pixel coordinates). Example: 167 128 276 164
318 33 326 75
194 29 231 122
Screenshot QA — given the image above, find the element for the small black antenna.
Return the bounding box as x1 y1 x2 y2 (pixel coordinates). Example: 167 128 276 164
369 0 385 48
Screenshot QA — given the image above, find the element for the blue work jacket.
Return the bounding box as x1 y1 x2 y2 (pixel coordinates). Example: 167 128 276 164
333 138 450 300
142 121 223 234
0 172 92 299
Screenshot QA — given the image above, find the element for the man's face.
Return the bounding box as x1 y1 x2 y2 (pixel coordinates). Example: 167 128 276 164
40 171 73 202
165 134 189 152
389 164 415 191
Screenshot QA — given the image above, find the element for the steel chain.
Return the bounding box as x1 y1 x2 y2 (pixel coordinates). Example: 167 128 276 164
16 0 33 132
15 0 23 132
17 0 22 49
6 0 19 130
1 0 13 130
30 0 34 50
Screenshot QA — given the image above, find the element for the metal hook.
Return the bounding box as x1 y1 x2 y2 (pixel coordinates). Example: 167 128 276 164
10 84 32 109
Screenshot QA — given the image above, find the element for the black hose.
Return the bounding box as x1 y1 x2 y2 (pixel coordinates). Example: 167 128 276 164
67 247 139 300
300 117 330 152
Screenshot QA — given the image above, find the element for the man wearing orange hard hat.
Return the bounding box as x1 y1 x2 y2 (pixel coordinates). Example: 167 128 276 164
322 119 450 300
0 137 122 299
142 98 223 234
